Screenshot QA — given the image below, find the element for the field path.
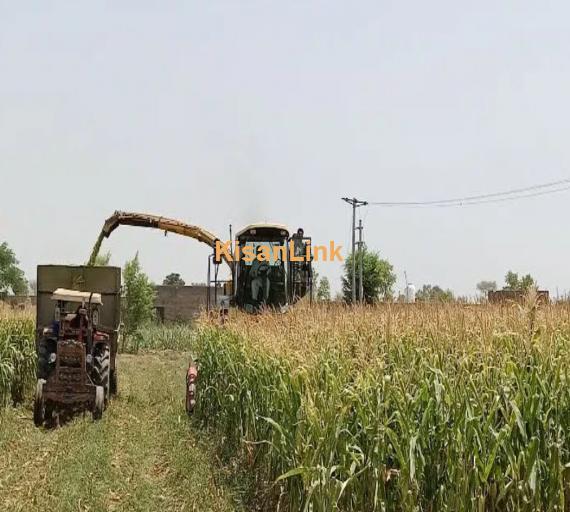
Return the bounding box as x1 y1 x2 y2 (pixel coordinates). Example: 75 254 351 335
0 352 240 512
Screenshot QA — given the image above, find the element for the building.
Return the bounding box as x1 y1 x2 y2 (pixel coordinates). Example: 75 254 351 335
153 285 210 322
488 290 550 304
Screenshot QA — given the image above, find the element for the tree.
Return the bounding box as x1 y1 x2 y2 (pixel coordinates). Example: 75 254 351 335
0 242 28 295
476 280 497 295
311 268 319 300
519 274 536 291
503 271 536 291
416 284 454 303
163 272 185 286
28 278 37 296
93 251 111 266
316 276 331 302
341 247 396 304
121 254 156 351
504 271 519 290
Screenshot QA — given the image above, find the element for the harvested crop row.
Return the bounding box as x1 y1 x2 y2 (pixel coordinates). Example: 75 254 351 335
196 301 570 511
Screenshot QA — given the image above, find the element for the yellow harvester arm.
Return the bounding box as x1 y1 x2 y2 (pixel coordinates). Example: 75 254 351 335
88 211 233 270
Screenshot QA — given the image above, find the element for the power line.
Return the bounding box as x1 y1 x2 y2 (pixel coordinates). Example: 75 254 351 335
368 178 570 208
373 184 570 208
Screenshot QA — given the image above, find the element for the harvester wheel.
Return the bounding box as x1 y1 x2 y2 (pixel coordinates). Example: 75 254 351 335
92 386 104 420
33 379 46 427
93 345 111 404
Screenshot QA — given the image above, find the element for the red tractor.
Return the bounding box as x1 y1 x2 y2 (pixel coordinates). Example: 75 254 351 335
34 288 112 426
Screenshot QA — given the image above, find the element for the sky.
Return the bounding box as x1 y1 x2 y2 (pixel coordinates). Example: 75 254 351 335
2 1 570 298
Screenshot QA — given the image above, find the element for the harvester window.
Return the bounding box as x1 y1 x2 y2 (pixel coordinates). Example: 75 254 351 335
242 241 284 266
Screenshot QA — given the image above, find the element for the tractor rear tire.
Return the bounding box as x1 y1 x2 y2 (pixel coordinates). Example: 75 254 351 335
92 345 110 404
92 386 104 421
37 338 51 380
33 379 46 427
110 369 118 396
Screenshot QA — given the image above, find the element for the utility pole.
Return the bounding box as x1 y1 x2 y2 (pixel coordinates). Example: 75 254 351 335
356 219 364 303
341 197 368 303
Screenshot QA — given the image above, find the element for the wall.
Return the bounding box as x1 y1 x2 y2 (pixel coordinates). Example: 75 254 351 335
153 285 209 322
488 290 550 304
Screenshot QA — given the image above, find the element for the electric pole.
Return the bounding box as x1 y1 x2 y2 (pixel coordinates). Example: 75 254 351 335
356 219 364 303
341 197 368 303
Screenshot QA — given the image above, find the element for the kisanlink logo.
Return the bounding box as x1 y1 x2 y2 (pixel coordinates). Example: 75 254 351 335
215 241 344 263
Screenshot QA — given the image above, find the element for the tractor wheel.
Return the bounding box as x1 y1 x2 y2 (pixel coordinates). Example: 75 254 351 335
45 403 54 423
109 368 119 396
92 386 104 421
92 345 110 405
110 369 118 396
33 379 46 427
37 338 51 380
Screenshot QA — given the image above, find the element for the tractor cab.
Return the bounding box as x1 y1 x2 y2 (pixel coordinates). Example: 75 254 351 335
47 288 106 344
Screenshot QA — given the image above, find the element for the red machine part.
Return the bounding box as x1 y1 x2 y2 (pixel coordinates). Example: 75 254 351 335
185 363 198 414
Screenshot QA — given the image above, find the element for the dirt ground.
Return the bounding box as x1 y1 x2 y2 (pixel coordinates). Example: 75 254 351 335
0 352 241 512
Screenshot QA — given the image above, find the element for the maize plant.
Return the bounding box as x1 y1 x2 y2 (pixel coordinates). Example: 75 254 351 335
196 301 570 511
0 308 35 407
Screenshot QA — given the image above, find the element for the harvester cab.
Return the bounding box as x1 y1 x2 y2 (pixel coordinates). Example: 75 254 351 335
224 224 313 313
34 265 121 427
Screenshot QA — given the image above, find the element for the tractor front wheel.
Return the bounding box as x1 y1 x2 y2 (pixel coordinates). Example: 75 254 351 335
92 386 104 421
37 338 53 380
33 379 46 427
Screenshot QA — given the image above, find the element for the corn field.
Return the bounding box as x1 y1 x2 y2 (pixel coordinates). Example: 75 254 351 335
0 305 36 407
196 298 570 511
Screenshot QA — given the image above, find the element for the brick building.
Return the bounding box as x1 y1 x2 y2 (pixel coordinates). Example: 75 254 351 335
488 290 550 304
153 285 210 322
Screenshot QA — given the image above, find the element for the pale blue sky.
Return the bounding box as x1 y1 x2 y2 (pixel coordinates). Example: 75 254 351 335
1 1 570 296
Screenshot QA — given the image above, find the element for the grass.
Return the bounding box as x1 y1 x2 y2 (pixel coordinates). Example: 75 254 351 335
195 297 570 511
121 323 196 353
0 351 242 512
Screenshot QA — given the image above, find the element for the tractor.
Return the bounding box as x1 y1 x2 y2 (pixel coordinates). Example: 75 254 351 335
34 265 121 426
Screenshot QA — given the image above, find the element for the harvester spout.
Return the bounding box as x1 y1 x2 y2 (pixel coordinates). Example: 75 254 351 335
87 211 233 270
